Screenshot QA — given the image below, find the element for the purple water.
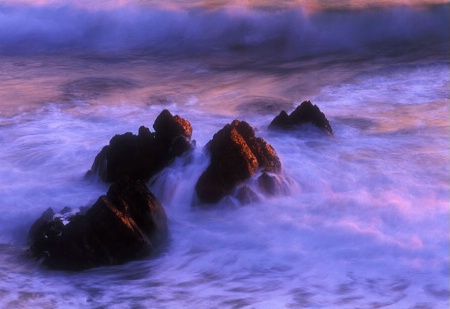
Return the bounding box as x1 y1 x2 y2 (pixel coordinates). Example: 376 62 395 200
0 1 449 308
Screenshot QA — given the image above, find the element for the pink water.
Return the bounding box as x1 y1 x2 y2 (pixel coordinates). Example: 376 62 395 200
0 1 448 308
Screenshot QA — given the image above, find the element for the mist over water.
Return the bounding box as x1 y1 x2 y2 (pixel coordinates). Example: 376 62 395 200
0 0 449 308
0 1 448 57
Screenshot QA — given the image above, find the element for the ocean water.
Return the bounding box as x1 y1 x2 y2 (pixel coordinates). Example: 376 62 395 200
0 1 449 308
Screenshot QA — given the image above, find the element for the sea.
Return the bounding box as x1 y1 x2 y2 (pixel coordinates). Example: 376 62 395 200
0 0 449 308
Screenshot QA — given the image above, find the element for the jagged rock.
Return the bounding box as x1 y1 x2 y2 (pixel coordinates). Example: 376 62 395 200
87 109 193 182
28 207 55 243
195 120 281 204
153 109 193 159
28 179 168 270
269 100 333 135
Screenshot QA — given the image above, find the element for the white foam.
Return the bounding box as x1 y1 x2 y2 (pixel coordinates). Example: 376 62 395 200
0 31 448 308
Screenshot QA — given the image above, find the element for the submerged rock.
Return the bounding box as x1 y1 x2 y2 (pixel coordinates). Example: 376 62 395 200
257 172 289 197
87 109 193 182
29 178 168 270
195 120 282 204
236 185 260 205
269 100 333 135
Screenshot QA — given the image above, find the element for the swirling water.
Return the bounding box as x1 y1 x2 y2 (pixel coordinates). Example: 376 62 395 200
0 1 449 308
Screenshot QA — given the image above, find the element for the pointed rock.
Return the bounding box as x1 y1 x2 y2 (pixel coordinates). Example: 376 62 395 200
87 110 193 182
269 101 333 135
195 120 281 204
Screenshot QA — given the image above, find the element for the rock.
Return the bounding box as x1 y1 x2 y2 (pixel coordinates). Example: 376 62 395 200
236 185 260 205
87 110 193 182
153 110 193 157
257 172 289 197
195 120 281 204
28 207 55 243
269 100 333 135
29 178 168 270
269 110 291 130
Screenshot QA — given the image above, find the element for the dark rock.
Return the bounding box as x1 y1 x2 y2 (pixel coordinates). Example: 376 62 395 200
28 213 65 260
87 110 193 182
236 185 260 205
60 206 72 214
270 110 291 129
153 110 193 166
195 120 281 204
29 179 168 270
269 100 333 135
28 207 55 243
257 172 288 197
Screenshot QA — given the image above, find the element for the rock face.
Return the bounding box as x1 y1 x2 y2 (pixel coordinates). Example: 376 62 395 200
195 120 281 204
87 109 193 182
269 100 333 135
29 179 168 270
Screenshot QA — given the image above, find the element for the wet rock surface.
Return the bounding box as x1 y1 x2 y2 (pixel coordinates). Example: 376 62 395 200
28 178 168 271
195 120 282 204
87 109 193 182
269 100 333 135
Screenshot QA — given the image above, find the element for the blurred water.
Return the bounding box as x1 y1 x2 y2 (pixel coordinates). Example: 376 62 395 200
0 50 448 308
0 1 449 308
0 1 448 56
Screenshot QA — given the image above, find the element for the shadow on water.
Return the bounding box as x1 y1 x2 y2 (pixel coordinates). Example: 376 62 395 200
62 77 139 102
334 116 378 131
235 96 294 115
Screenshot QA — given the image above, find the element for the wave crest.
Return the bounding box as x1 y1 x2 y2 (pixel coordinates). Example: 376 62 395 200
0 3 448 56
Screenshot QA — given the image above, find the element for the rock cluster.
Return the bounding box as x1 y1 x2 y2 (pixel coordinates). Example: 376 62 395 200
28 102 331 270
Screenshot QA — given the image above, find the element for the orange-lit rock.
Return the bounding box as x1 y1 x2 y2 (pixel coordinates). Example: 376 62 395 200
29 178 167 270
195 120 281 204
87 109 193 182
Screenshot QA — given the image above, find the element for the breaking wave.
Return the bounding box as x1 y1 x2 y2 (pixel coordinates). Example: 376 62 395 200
0 3 448 57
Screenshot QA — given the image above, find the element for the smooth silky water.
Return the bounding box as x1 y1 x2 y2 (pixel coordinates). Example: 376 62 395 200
0 1 448 308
